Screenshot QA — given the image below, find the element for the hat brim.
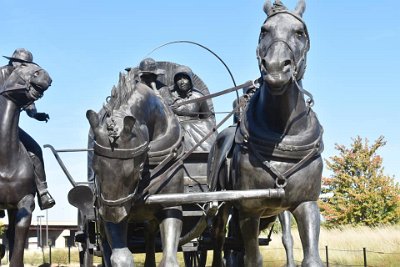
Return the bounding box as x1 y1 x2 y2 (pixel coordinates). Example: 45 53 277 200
3 56 32 63
138 69 166 76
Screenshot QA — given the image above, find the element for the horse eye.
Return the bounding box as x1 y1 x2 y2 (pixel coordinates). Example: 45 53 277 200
260 25 270 34
296 30 305 37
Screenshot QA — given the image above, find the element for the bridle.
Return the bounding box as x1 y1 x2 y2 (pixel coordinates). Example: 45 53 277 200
0 64 46 109
256 10 314 107
93 121 150 207
240 9 322 188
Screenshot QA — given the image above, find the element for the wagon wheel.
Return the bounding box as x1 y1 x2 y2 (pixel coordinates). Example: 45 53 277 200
183 250 207 267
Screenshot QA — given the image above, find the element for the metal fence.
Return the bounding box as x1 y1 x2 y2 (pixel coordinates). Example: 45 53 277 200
263 246 400 267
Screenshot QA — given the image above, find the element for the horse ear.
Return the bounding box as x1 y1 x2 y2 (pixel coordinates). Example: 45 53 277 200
122 116 136 136
263 0 273 16
294 0 306 17
86 110 100 130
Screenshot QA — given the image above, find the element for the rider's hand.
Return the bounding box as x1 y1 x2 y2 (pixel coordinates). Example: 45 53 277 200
35 112 50 122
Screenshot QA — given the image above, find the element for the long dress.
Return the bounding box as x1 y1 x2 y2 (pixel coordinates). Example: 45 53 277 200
166 87 217 151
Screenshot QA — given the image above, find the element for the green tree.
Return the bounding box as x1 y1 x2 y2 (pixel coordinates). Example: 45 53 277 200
320 136 400 227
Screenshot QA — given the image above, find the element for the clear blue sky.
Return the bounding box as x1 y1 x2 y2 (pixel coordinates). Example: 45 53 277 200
1 0 399 222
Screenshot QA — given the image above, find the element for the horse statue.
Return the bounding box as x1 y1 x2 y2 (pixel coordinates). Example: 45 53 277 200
86 72 184 267
208 0 324 266
0 63 52 267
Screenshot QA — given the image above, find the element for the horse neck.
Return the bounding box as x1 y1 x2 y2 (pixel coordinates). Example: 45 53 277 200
0 96 21 162
255 81 309 135
129 85 181 151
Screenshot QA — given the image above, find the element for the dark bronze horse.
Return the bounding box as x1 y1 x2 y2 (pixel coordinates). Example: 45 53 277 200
86 73 184 267
0 63 52 267
208 1 324 266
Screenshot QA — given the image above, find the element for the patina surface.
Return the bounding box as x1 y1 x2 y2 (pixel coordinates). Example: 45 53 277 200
87 69 185 267
0 61 52 267
208 1 324 266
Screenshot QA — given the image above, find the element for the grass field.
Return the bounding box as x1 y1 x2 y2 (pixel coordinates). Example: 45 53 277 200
2 225 399 266
264 224 400 266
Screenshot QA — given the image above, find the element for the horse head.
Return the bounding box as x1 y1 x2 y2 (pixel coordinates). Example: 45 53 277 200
0 63 52 107
86 109 149 223
257 0 309 94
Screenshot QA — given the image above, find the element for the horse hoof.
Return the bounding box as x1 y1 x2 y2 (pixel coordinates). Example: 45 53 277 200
111 248 134 267
302 258 324 267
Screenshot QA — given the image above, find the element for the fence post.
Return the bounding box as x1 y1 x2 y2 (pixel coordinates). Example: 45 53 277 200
363 247 367 267
325 245 329 267
49 245 52 265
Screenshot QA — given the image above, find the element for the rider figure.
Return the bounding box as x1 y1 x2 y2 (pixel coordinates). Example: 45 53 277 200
0 48 55 210
135 57 166 98
168 66 216 151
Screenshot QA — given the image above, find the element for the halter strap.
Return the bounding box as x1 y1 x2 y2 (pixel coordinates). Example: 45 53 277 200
258 10 310 81
93 140 149 159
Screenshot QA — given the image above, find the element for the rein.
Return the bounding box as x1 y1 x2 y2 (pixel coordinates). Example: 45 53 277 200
1 65 45 110
96 80 253 205
171 79 259 108
141 98 248 197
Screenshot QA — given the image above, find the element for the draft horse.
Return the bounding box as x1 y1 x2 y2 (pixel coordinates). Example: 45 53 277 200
86 74 184 267
208 1 324 266
0 63 52 267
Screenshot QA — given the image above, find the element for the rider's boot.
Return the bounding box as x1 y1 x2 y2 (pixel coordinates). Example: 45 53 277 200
30 153 56 210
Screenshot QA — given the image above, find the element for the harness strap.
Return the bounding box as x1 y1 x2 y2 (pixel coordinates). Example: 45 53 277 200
141 99 248 197
149 142 183 179
93 140 149 159
147 128 183 158
100 187 138 207
246 133 322 188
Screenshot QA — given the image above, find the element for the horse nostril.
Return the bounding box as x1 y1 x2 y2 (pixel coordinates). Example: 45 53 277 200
261 59 267 67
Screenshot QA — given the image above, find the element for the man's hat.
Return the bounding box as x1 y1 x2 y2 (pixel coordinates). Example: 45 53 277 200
3 48 33 63
138 58 165 76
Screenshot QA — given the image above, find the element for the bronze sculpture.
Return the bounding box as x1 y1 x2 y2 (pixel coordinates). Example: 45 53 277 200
0 61 52 267
0 48 55 210
208 1 324 266
86 70 185 267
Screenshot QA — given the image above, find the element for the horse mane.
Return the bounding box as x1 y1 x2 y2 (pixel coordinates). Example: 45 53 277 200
104 72 136 115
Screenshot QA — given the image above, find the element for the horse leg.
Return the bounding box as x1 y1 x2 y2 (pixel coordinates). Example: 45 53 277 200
211 203 230 267
292 201 323 267
9 195 35 267
144 220 158 267
6 210 16 262
239 212 262 267
104 221 134 267
158 206 182 267
100 236 112 267
278 211 296 267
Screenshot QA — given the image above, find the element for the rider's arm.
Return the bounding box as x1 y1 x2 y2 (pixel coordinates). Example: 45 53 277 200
25 104 50 122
